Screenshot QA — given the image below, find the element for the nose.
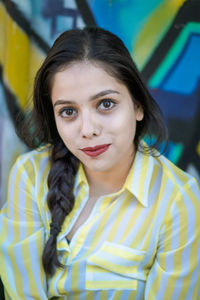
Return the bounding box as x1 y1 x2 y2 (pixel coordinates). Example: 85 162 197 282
80 110 101 138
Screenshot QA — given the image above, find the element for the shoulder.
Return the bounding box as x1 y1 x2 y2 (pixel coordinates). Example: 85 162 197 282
150 152 200 210
14 144 52 167
153 152 196 189
139 141 197 193
10 144 52 182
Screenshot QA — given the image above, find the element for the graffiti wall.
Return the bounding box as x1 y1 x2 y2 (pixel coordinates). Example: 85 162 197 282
0 0 200 207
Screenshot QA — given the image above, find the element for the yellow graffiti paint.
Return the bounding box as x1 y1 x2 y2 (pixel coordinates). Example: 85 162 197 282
133 0 187 70
197 141 200 156
27 43 46 107
29 44 45 83
4 14 30 109
0 4 45 110
0 3 6 66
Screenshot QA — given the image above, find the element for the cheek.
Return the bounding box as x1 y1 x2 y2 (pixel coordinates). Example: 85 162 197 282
55 121 76 147
112 110 136 131
112 112 137 143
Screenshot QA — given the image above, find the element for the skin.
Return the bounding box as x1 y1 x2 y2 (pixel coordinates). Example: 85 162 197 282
51 62 144 198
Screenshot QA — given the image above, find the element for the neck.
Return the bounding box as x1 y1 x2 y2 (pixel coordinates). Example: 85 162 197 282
84 149 135 198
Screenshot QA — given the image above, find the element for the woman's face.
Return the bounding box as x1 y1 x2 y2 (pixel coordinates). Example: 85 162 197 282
51 62 143 174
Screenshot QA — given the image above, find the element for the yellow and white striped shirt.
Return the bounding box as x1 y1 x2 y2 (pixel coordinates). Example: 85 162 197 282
0 144 200 299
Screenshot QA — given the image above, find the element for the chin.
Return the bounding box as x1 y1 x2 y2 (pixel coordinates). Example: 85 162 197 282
85 159 116 173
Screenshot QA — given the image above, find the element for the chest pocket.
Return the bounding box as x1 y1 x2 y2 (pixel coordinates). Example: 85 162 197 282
86 241 147 290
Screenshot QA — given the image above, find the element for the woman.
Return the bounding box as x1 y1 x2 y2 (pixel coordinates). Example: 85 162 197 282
0 27 199 300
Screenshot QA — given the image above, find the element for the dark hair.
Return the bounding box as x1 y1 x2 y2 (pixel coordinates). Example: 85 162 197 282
17 27 167 275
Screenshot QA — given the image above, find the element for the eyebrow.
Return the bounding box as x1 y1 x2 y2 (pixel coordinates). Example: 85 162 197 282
53 89 120 107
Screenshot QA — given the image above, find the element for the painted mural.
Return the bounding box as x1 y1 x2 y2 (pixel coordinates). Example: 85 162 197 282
0 0 200 207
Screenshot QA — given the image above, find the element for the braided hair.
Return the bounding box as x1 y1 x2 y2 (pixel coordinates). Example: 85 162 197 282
42 141 79 274
17 27 167 275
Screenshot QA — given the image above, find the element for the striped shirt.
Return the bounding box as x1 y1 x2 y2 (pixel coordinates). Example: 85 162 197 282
0 144 200 300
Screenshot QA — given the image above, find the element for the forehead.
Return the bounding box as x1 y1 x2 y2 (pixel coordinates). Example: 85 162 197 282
52 61 117 83
51 61 129 99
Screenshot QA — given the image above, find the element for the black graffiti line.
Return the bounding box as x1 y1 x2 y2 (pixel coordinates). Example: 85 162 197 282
1 0 50 53
159 33 200 89
141 0 200 82
0 0 97 55
75 0 97 26
42 4 81 37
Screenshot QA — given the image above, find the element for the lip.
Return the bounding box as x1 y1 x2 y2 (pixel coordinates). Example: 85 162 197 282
80 144 111 157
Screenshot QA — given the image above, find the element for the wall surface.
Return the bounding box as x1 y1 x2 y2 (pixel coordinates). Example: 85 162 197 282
0 0 200 207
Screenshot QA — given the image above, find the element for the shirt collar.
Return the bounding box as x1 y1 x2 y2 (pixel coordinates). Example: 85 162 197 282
74 162 89 191
74 145 154 208
124 149 154 207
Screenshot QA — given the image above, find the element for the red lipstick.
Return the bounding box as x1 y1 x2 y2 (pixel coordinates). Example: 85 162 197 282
80 144 110 157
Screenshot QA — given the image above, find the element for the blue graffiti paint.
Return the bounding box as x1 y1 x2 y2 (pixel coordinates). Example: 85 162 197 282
87 0 164 52
42 0 80 37
151 83 200 120
161 34 200 94
144 134 183 164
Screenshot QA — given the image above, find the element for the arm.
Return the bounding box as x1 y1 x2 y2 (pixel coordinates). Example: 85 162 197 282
0 156 48 300
145 178 200 299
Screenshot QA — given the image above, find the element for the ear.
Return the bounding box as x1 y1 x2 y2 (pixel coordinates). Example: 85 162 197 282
135 103 144 121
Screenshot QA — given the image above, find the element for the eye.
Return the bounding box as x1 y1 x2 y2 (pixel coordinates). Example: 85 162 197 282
58 107 77 118
98 99 116 111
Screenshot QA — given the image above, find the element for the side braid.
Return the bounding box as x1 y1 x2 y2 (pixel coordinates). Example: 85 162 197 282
42 141 79 275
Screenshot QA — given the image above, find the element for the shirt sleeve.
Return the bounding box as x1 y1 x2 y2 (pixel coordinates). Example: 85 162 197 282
145 177 200 299
0 156 48 300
